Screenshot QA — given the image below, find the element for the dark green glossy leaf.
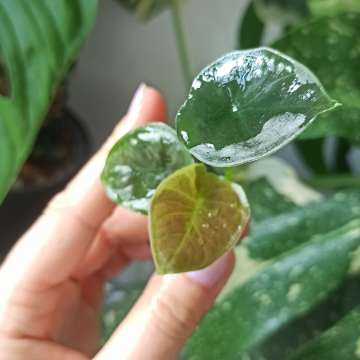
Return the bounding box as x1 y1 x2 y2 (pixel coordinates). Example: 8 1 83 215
101 123 193 214
115 0 170 20
238 1 264 49
0 0 97 203
274 14 360 143
150 164 250 274
176 47 338 167
289 305 360 360
184 220 360 359
245 189 360 260
308 0 360 16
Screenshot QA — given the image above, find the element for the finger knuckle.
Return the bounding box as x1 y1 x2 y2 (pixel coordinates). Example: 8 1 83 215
150 290 199 342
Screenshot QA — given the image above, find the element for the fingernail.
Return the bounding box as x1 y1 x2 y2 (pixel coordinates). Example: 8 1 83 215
186 252 232 288
128 83 146 116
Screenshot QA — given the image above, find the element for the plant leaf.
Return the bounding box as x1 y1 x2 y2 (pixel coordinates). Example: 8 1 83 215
289 305 360 360
184 220 360 359
149 163 250 274
176 47 339 168
274 13 360 143
0 0 97 203
115 0 171 20
308 0 360 16
252 274 360 359
101 123 193 214
244 178 298 223
245 189 360 260
232 157 321 209
238 1 264 49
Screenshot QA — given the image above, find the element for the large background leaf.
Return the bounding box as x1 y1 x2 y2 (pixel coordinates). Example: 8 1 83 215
0 0 97 203
245 189 360 259
289 305 360 360
176 47 338 167
274 13 360 143
185 220 360 359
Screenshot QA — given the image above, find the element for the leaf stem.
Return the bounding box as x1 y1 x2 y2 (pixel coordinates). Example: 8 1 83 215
170 0 193 89
305 174 360 189
224 167 234 182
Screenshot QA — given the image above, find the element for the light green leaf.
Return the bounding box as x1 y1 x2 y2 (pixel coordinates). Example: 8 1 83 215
274 13 360 143
289 305 360 360
184 220 360 359
245 189 360 260
149 164 250 274
0 0 97 203
308 0 360 16
101 123 193 214
176 47 339 168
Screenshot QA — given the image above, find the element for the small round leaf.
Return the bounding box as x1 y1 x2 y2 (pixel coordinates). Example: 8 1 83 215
176 47 339 167
150 163 250 274
101 123 193 214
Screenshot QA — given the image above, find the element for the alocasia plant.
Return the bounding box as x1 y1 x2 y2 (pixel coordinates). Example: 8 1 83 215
102 47 338 274
0 0 359 358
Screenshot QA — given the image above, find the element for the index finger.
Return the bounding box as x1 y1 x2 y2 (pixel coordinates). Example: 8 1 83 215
0 85 167 291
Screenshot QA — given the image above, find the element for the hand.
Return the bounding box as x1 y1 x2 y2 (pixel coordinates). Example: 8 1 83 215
0 85 235 360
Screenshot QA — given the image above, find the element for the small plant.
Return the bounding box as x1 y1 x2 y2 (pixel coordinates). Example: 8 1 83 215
1 1 360 358
101 47 338 274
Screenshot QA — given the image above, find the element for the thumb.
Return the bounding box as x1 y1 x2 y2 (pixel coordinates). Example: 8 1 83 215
95 252 235 360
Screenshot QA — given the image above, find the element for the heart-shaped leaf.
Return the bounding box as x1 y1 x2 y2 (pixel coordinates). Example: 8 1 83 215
149 163 250 274
176 47 339 167
101 123 193 214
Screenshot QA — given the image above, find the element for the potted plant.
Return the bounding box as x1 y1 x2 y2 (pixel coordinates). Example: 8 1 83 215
1 0 360 358
0 1 97 255
102 1 360 358
0 74 91 254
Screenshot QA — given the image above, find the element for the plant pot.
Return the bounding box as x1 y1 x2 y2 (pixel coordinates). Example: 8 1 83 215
0 109 91 257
